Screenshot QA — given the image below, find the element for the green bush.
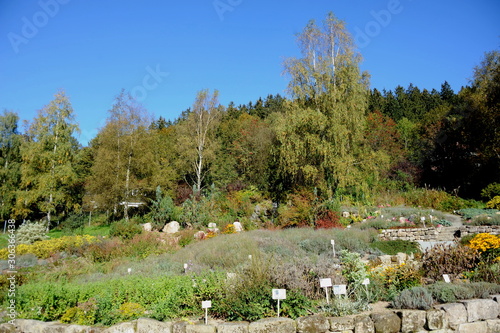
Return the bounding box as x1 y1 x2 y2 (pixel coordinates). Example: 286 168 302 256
109 219 142 240
457 208 498 220
16 221 49 245
481 183 500 200
60 213 87 234
426 281 500 303
391 287 434 310
147 186 180 230
469 214 500 226
370 240 421 255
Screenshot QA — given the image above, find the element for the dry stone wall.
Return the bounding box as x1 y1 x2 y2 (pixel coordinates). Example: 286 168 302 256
2 295 500 333
378 225 500 242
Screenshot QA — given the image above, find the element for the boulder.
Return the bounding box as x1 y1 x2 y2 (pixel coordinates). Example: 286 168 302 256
461 299 499 322
194 231 206 240
101 321 136 333
437 303 467 330
456 321 488 333
142 223 153 232
137 318 172 333
233 222 244 232
217 321 249 333
329 315 355 331
426 309 447 330
185 324 216 333
207 223 219 233
370 312 401 333
353 315 375 333
397 310 426 333
163 221 180 234
296 315 329 333
248 317 296 333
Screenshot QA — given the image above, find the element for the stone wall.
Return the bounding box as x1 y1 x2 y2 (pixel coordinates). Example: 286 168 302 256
2 295 500 333
378 225 500 242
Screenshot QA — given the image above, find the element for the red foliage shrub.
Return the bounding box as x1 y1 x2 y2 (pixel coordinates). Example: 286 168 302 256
315 210 343 229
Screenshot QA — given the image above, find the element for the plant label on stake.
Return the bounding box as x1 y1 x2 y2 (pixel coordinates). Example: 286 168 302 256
320 278 332 304
184 263 188 274
330 239 336 257
443 274 451 283
272 289 286 317
362 278 370 301
333 284 347 298
202 300 212 324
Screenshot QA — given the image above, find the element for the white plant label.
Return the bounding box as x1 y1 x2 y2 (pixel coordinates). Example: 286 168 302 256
333 284 347 295
362 278 370 285
272 289 286 300
320 278 332 288
443 274 451 283
202 300 212 309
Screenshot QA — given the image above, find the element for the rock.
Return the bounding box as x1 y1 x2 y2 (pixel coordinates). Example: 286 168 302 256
137 318 172 333
437 303 467 330
296 315 329 333
397 310 426 333
353 315 375 333
378 255 392 266
248 317 296 333
185 324 216 333
461 299 499 322
342 211 350 218
163 221 180 234
329 315 355 331
370 312 401 333
102 321 137 333
486 319 500 333
142 223 153 232
194 231 206 240
207 223 219 233
0 323 16 333
233 222 244 232
217 321 249 333
456 321 488 333
426 309 448 330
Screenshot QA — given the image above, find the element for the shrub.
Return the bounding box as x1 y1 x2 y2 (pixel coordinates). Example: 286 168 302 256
486 196 500 209
457 208 498 220
466 233 500 263
0 235 97 259
315 210 343 229
109 219 142 240
422 243 480 281
370 261 423 300
147 186 180 230
15 221 49 245
318 299 370 317
370 240 421 255
481 183 500 200
426 281 500 303
60 213 87 235
117 302 145 321
468 214 500 226
391 287 433 310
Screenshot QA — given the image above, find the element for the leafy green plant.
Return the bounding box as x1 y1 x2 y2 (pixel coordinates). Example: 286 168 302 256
16 221 49 245
370 240 421 255
457 208 498 220
391 287 433 310
481 183 500 200
147 186 180 230
109 219 142 240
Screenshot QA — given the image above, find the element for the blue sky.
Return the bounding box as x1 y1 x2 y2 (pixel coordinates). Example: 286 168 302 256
1 0 499 146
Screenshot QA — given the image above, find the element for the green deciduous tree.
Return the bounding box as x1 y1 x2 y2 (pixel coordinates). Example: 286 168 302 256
86 90 153 220
16 90 80 225
274 12 370 199
0 110 22 220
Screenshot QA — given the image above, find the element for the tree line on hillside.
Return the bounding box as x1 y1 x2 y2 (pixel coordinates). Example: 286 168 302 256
1 13 498 226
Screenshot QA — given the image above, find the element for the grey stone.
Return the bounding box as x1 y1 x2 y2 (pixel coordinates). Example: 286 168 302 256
486 319 500 333
216 321 249 333
461 299 499 322
137 318 172 333
426 309 448 330
142 223 152 232
163 221 180 234
0 323 16 333
101 321 137 333
296 315 329 333
248 317 296 333
172 321 187 333
456 321 488 333
329 315 355 331
490 294 500 303
371 312 401 333
438 303 467 330
353 315 375 333
398 310 426 333
194 231 206 240
67 324 103 333
185 324 216 333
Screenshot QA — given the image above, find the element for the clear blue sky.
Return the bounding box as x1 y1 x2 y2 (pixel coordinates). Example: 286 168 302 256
1 0 499 146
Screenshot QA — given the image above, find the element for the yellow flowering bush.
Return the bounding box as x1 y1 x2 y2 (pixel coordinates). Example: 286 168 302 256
118 302 145 320
370 261 423 297
467 233 500 263
467 233 500 252
0 235 97 259
222 224 236 234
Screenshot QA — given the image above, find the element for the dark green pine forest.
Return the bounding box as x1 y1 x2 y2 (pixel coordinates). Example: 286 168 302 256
1 14 499 228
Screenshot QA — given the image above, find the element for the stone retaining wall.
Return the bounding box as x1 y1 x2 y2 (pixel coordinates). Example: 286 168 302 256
2 295 500 333
378 225 500 241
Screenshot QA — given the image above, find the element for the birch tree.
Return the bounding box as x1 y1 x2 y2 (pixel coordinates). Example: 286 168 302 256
275 12 370 198
177 89 221 194
16 91 80 225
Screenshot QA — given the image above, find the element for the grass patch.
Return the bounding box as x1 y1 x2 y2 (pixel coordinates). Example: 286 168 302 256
370 240 421 255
